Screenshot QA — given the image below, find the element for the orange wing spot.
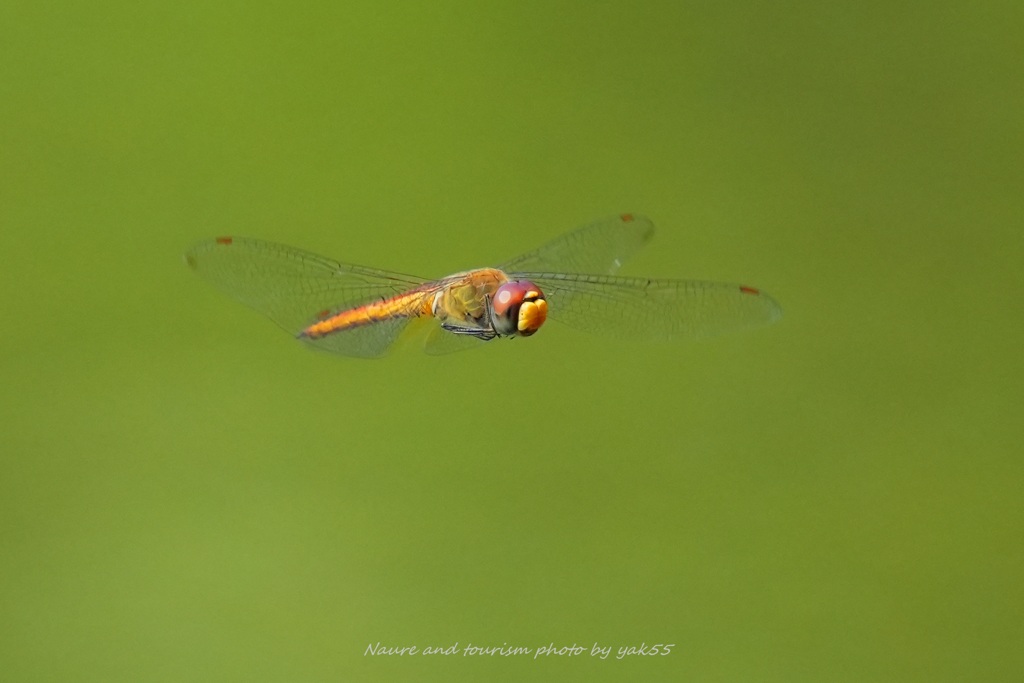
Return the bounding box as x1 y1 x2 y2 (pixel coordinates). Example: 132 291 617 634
216 236 233 245
316 309 331 320
739 285 760 295
620 213 634 222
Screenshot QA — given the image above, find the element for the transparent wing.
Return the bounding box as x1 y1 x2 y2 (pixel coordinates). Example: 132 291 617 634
499 214 655 276
303 317 415 358
517 272 783 340
184 236 428 358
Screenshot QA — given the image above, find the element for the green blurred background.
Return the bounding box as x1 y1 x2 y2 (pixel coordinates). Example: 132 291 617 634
2 1 1021 680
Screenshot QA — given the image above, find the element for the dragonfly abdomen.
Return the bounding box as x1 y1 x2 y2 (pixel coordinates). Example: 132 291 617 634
299 291 432 339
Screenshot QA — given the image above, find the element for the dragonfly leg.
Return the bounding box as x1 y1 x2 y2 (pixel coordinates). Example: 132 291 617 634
440 323 497 341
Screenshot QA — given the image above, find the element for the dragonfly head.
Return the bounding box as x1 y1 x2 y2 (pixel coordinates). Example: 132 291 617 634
491 280 548 337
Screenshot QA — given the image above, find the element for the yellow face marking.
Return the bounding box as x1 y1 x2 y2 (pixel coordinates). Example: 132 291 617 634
517 299 548 332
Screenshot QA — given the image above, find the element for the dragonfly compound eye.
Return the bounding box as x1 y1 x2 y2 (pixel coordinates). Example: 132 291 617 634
492 281 547 337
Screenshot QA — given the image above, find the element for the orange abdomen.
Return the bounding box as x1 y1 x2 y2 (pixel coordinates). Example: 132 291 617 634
301 290 433 338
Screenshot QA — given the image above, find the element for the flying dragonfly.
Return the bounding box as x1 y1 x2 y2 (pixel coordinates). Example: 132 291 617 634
184 214 782 357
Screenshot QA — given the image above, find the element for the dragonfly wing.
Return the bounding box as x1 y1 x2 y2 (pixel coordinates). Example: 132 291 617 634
519 272 782 340
499 214 655 275
185 236 427 357
301 317 414 358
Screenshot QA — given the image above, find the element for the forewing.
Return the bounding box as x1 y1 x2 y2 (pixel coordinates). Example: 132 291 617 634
522 272 783 340
185 236 427 357
500 214 655 276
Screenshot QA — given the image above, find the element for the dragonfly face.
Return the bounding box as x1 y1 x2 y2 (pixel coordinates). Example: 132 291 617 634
490 280 548 338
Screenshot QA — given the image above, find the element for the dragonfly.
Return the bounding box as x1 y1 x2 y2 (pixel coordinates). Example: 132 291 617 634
184 214 782 358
